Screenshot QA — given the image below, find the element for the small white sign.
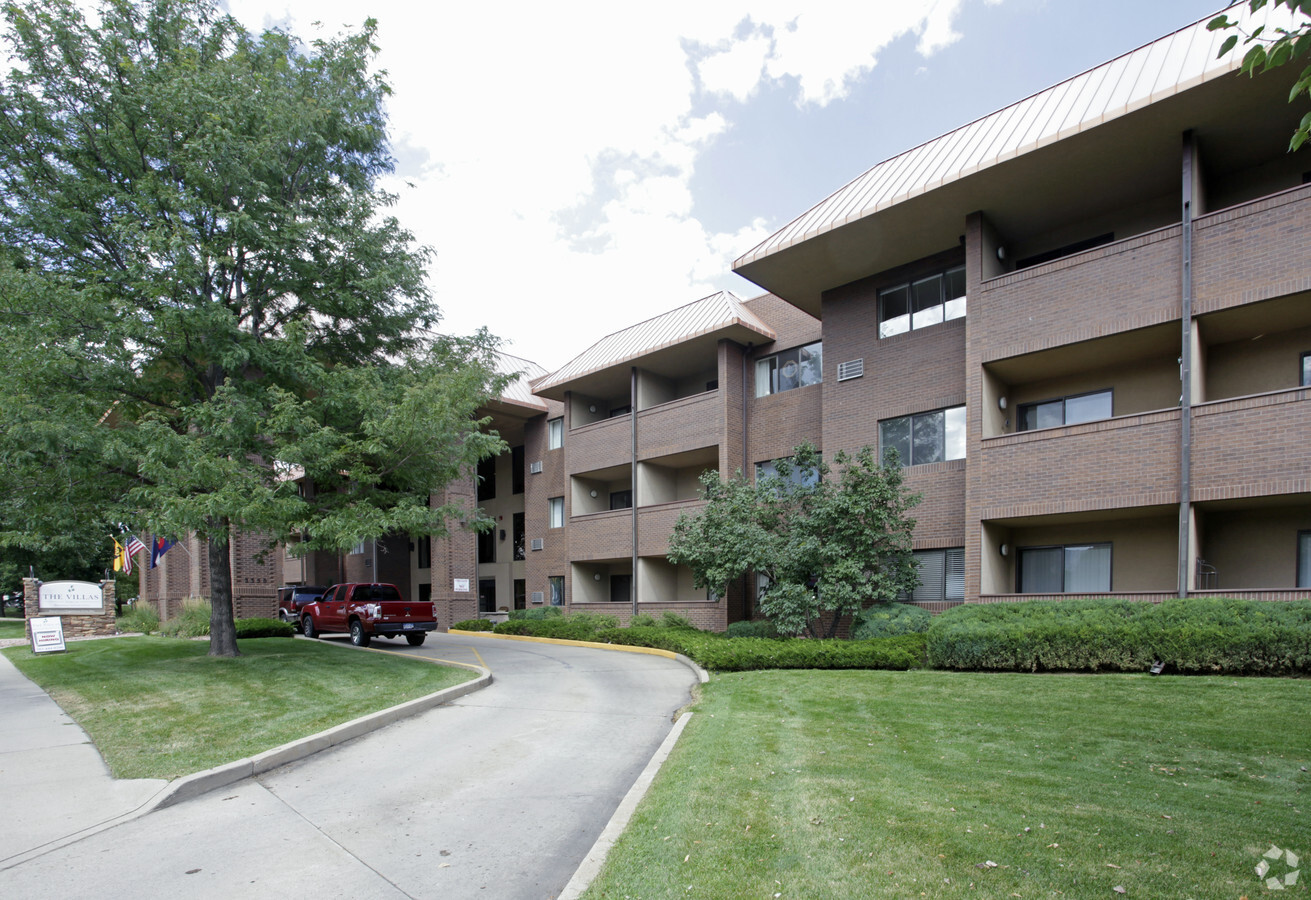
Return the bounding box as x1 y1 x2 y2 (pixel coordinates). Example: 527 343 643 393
39 580 104 611
453 578 470 593
30 617 66 653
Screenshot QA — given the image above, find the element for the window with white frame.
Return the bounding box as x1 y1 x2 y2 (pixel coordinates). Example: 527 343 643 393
549 496 564 529
1299 531 1311 588
878 266 965 338
549 575 565 606
547 417 563 450
1301 352 1310 387
879 406 966 466
756 342 822 397
1018 543 1111 594
351 539 367 555
903 548 965 603
1018 389 1112 432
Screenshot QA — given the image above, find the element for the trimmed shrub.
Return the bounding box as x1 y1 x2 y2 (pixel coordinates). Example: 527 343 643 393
725 619 779 639
451 618 495 631
592 627 926 672
494 612 617 641
628 613 658 628
657 612 696 630
507 606 563 621
851 602 932 640
926 597 1311 675
234 617 294 638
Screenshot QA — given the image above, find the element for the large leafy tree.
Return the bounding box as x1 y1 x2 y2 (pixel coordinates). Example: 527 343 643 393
1209 0 1311 150
669 444 921 638
0 0 505 656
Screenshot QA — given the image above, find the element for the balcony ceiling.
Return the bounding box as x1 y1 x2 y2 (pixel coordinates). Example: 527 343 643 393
734 4 1305 317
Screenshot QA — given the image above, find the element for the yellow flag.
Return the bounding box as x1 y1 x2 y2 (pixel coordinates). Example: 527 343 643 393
112 537 126 573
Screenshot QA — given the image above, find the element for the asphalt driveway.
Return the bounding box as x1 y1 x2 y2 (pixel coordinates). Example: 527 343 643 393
0 633 698 899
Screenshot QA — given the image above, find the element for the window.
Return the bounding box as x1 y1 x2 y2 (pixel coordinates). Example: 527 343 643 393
549 496 564 529
1018 543 1111 593
1299 531 1311 589
880 406 966 466
755 458 820 491
416 536 430 569
549 575 565 606
904 548 965 602
879 266 965 338
513 512 525 561
547 417 563 450
609 405 631 418
1301 352 1310 388
512 445 525 494
477 528 495 564
609 490 632 510
478 579 496 614
756 341 822 397
351 539 367 556
476 456 496 501
1018 389 1112 432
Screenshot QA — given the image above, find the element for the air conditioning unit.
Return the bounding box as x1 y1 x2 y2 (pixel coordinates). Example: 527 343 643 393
530 538 544 551
837 359 864 381
530 591 545 604
529 461 543 474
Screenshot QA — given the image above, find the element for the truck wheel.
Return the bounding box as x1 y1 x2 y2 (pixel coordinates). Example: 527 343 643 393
406 633 426 646
350 620 371 647
302 615 316 639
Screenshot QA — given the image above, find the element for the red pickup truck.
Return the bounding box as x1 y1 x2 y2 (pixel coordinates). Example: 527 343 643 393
300 583 435 647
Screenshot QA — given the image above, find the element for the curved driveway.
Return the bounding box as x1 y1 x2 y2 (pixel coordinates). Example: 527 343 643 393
2 633 698 899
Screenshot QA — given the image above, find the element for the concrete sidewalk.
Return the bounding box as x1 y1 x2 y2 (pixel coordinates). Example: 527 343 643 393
0 650 169 865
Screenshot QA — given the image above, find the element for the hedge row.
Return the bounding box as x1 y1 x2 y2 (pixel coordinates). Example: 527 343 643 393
926 597 1311 675
451 618 494 631
234 617 294 639
590 627 926 671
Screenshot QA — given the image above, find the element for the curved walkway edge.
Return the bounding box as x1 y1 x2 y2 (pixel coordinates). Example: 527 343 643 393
448 628 711 683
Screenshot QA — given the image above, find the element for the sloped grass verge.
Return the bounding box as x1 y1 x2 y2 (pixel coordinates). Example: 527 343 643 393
2 636 473 779
582 670 1310 899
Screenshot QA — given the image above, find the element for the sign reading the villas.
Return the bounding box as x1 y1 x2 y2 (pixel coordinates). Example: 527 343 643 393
38 580 104 611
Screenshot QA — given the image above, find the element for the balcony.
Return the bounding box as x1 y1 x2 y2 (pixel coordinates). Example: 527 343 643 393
1193 183 1311 316
1191 388 1311 502
636 391 721 459
976 409 1180 520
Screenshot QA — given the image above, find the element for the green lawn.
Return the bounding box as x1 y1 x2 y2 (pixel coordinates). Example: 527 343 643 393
0 617 25 638
2 636 474 779
584 670 1310 899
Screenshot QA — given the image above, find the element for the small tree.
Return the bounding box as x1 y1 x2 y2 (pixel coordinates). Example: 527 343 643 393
669 443 921 638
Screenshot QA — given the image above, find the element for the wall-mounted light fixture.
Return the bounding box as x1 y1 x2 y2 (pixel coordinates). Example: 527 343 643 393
593 573 602 581
996 246 1007 261
1000 543 1009 557
589 489 598 498
998 396 1008 410
588 404 597 414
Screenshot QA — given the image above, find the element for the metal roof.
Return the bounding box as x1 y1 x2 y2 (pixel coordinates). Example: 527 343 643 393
493 351 549 412
734 2 1294 272
532 291 776 399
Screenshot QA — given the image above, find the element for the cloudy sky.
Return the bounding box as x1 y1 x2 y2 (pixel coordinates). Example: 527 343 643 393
223 0 1225 371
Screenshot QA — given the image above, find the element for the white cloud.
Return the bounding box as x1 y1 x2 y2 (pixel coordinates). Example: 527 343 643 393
219 0 978 368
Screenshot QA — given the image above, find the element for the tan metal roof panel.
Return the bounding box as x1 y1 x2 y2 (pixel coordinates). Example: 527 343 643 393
533 291 776 396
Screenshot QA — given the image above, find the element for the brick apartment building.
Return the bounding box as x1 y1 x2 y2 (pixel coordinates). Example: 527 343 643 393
143 5 1311 629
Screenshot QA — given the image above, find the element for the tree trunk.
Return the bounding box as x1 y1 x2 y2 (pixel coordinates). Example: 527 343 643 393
207 518 240 657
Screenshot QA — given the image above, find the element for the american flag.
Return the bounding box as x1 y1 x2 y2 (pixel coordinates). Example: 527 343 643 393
123 535 147 575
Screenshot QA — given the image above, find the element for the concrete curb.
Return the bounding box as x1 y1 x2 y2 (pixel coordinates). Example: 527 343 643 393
558 711 694 899
449 629 711 684
147 661 492 811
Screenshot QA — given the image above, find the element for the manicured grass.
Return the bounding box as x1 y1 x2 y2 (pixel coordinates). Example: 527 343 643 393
2 636 474 779
583 670 1310 899
0 617 26 638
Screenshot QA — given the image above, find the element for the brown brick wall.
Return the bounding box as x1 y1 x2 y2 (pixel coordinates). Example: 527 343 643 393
973 225 1181 363
901 461 967 547
976 410 1181 519
1193 184 1311 315
744 292 822 351
1191 388 1311 501
526 400 569 607
637 500 705 557
747 384 823 468
636 392 721 460
569 509 633 561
